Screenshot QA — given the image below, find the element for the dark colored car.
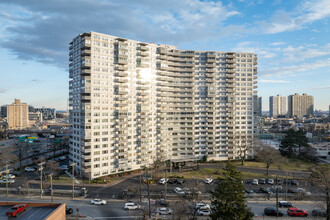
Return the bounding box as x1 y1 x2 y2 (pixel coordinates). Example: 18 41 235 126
311 209 326 217
259 179 266 184
156 200 169 207
291 179 298 185
177 179 185 184
9 171 21 177
276 178 282 185
278 201 293 208
167 179 177 184
264 207 284 216
287 188 299 193
259 187 271 193
66 207 73 215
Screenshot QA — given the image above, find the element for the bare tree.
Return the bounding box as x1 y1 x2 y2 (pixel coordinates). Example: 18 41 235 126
172 200 192 220
237 135 254 165
254 140 282 175
310 164 330 220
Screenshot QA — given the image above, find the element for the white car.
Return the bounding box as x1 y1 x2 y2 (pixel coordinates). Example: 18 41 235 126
174 187 185 195
0 179 15 184
205 178 213 184
267 179 274 185
197 209 211 216
158 178 168 185
158 207 173 215
195 203 211 210
25 167 35 172
124 202 140 210
252 179 259 185
90 199 106 205
7 174 15 179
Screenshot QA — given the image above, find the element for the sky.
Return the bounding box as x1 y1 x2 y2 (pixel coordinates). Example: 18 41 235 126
0 0 329 111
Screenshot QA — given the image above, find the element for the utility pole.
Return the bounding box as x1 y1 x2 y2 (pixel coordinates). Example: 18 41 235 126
49 174 53 202
285 171 288 201
5 161 9 197
146 168 151 218
70 162 76 199
139 174 142 202
275 175 279 217
38 162 45 199
164 169 167 203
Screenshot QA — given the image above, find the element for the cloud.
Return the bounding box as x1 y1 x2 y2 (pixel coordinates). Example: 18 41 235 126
261 58 330 77
0 89 6 93
281 43 330 62
259 79 290 83
258 0 330 34
309 85 330 90
0 0 240 68
270 42 286 46
31 79 43 83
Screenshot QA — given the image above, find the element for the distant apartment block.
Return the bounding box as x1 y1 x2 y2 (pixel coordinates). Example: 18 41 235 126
69 32 258 178
34 107 56 120
7 99 29 129
253 95 262 117
288 93 314 117
0 106 7 118
269 95 286 118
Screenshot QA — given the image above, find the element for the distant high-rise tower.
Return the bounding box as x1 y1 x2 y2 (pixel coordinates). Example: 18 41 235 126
69 32 258 179
7 99 29 129
269 95 286 118
288 93 314 117
253 95 262 116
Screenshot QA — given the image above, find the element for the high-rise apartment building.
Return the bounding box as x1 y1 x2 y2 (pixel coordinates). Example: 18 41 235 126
253 95 262 117
7 99 29 129
288 93 314 117
269 95 286 118
69 32 258 179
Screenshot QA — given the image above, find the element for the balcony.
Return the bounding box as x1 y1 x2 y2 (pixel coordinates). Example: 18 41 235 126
137 52 149 57
138 46 149 51
226 54 236 59
81 49 91 56
226 64 235 69
115 66 128 71
81 69 91 76
158 48 168 55
206 68 216 73
226 69 235 74
114 72 128 77
116 59 128 65
226 59 236 64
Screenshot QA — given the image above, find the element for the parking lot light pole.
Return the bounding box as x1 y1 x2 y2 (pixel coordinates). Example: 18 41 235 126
70 162 76 199
38 162 45 199
5 162 9 197
49 174 53 202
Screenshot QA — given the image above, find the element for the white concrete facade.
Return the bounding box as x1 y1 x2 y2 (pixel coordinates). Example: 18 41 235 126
68 32 258 179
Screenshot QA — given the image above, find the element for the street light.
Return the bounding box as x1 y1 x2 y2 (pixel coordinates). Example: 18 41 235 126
49 173 53 202
38 162 45 199
70 162 76 199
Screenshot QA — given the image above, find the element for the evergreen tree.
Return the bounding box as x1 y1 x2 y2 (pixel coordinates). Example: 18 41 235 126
279 129 309 157
210 161 254 220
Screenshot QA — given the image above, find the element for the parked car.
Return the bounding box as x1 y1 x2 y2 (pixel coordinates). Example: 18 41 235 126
276 178 282 185
252 179 259 185
183 188 191 195
7 174 15 179
197 209 211 216
287 188 299 193
156 200 168 207
176 179 185 184
267 179 274 185
311 209 326 217
0 179 15 184
291 179 298 185
195 203 211 210
157 207 173 215
66 207 73 215
124 202 140 210
158 178 168 185
10 171 20 177
244 189 255 194
259 179 266 184
174 187 185 195
90 199 106 205
278 201 293 208
167 179 177 184
59 156 66 161
259 187 271 193
25 167 35 172
264 207 284 216
205 178 213 184
287 207 308 217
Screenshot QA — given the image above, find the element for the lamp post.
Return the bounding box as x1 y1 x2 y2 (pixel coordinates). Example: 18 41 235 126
49 174 53 202
70 162 76 199
38 162 45 199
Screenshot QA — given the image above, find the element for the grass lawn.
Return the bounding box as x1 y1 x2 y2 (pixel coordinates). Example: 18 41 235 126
53 173 83 183
233 158 315 172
